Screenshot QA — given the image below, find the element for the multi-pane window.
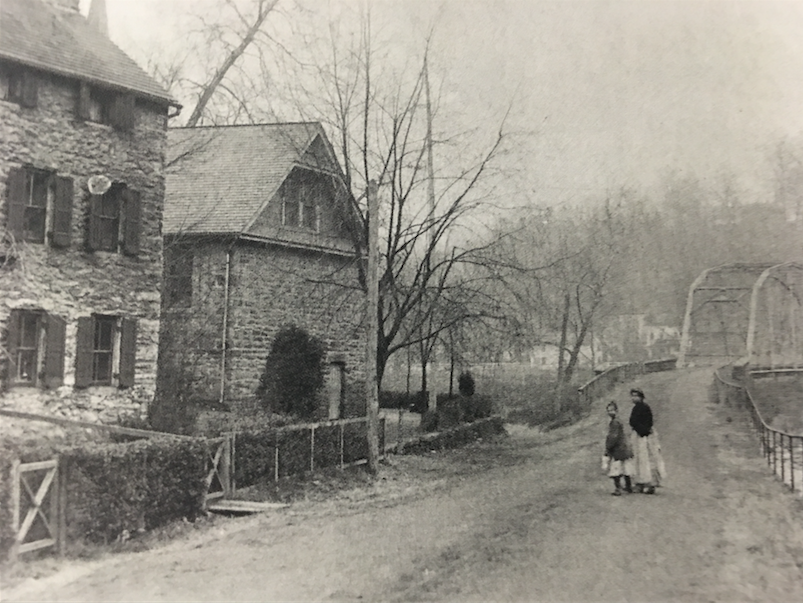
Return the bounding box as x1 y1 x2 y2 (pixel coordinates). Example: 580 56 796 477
282 172 322 232
5 167 73 247
93 316 116 385
15 312 42 383
5 309 66 388
87 184 141 255
75 315 137 388
22 171 54 244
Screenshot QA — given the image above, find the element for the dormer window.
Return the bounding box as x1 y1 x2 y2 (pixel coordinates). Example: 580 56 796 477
281 171 322 232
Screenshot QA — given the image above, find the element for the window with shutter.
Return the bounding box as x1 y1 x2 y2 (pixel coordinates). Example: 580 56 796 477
92 316 116 385
43 314 66 388
5 168 27 241
50 177 73 248
77 81 92 120
119 318 137 388
74 316 94 388
0 66 34 107
20 71 38 108
87 185 122 252
110 94 136 131
6 167 68 246
122 188 141 256
6 309 44 385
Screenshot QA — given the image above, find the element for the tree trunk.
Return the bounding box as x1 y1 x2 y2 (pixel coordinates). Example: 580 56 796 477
554 293 571 413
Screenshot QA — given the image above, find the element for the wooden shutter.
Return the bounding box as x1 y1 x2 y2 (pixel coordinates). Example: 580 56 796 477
43 314 66 388
119 318 137 388
51 176 73 248
6 167 27 241
20 71 38 108
5 310 21 382
86 194 104 251
77 82 91 120
111 94 136 131
74 316 94 388
122 188 141 256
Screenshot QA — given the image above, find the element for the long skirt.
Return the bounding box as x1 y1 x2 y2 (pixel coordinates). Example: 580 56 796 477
631 428 666 486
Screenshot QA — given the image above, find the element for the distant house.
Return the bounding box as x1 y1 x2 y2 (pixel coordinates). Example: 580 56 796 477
159 123 366 420
0 0 178 421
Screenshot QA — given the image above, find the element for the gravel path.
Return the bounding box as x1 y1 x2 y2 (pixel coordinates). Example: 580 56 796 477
5 368 803 602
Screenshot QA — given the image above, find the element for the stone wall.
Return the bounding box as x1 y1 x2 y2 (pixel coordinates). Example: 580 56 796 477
158 238 366 419
0 65 168 422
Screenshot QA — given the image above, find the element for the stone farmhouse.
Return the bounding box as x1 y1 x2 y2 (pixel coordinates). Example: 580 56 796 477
159 123 366 421
0 0 178 421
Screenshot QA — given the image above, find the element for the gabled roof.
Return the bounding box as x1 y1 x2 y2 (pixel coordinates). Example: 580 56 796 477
0 0 176 106
164 122 347 235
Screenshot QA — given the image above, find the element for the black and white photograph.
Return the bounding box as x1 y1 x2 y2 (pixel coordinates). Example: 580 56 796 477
1 0 803 601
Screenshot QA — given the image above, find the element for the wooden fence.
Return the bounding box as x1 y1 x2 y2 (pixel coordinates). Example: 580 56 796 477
3 414 385 560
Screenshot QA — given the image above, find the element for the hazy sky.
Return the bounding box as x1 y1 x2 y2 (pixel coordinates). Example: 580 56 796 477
83 0 803 207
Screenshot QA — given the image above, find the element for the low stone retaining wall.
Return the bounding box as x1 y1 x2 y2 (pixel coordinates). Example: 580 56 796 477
391 416 505 455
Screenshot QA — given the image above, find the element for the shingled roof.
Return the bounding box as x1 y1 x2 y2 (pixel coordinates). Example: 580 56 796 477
0 0 176 106
164 122 344 235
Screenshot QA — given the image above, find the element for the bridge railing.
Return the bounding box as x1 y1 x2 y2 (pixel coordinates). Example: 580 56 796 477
714 365 803 495
577 358 677 405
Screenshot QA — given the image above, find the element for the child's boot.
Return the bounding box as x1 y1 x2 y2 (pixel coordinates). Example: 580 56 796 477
623 475 633 493
611 476 622 496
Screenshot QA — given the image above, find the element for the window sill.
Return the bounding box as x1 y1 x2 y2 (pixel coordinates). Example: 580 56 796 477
81 120 113 131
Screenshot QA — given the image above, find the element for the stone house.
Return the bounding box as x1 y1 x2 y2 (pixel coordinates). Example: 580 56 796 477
160 123 366 421
0 0 178 421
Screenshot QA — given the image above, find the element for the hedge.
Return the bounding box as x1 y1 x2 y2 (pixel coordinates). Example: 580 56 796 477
395 416 506 455
60 437 207 546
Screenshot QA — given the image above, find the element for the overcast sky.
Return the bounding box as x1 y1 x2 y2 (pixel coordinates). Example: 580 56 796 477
84 0 803 208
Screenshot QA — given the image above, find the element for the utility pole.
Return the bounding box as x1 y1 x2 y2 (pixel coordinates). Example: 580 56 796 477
366 179 380 474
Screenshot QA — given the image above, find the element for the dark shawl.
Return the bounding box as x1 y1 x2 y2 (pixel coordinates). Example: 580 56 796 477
629 400 653 437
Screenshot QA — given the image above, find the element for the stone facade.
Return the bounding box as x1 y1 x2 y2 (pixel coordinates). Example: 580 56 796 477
159 237 366 420
160 124 367 422
0 62 170 422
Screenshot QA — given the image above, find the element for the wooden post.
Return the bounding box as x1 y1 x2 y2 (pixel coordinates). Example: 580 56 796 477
58 456 67 556
310 426 315 473
366 180 380 474
339 422 345 470
10 459 20 562
274 439 279 482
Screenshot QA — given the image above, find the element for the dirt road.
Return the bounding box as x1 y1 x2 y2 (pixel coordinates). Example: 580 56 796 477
5 368 803 602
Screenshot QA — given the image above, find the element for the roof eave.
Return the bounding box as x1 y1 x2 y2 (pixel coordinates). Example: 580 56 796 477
0 51 180 109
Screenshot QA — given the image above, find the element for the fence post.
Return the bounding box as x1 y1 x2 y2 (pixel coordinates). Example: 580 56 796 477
790 436 795 492
58 456 67 556
274 436 279 482
781 433 786 484
230 433 236 495
310 426 315 473
339 422 344 470
10 459 20 562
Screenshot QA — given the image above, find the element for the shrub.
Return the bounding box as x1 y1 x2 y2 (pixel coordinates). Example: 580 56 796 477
461 394 493 422
458 371 475 397
256 325 325 420
61 437 207 546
